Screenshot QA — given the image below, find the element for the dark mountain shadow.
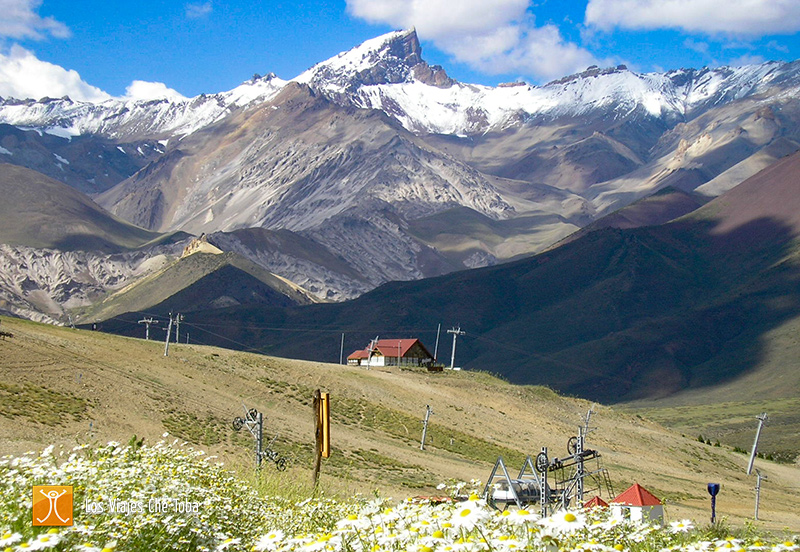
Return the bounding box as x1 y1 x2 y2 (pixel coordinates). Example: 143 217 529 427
101 213 800 404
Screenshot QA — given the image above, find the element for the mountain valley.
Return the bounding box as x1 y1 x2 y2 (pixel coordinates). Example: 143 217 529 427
0 29 800 436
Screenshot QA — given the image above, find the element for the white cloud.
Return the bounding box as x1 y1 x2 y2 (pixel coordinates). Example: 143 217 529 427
346 0 598 82
0 47 187 104
766 40 789 54
124 80 187 102
438 24 598 81
728 54 766 66
683 38 710 56
585 0 800 35
0 0 70 40
185 1 212 19
0 45 110 101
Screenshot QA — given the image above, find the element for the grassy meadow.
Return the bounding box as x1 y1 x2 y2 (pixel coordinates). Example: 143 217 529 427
1 315 799 550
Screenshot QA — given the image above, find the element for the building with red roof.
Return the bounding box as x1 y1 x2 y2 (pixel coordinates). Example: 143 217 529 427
347 338 434 368
583 496 609 509
611 483 663 524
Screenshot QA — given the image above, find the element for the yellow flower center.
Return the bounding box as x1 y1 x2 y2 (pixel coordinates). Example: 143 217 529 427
347 514 358 520
433 530 444 539
460 508 472 517
518 509 529 516
614 545 624 552
564 513 577 522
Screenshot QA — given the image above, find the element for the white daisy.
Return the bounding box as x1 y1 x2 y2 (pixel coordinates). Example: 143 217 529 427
254 530 285 551
669 519 694 533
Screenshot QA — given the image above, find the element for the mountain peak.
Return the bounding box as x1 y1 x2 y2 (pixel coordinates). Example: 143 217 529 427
294 29 453 93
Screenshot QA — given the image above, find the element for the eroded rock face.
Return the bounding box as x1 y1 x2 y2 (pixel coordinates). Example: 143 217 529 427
0 242 183 323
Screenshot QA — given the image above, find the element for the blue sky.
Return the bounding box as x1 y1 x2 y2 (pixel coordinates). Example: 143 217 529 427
1 0 799 101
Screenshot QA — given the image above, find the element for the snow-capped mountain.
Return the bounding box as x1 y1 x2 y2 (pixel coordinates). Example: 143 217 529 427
297 30 800 135
2 28 800 319
2 29 798 142
0 73 287 140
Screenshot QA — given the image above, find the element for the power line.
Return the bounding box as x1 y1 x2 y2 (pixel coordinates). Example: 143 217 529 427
467 332 635 386
111 312 635 386
138 317 157 340
111 312 441 336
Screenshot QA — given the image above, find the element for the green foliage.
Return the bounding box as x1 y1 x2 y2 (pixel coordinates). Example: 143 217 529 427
0 441 264 550
0 382 88 425
161 409 229 446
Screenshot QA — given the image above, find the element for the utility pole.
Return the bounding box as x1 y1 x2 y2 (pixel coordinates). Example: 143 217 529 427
447 327 465 370
747 412 768 475
164 312 174 357
576 426 585 502
420 404 433 450
433 323 441 361
754 469 767 520
175 314 184 344
339 333 345 364
398 340 402 367
583 405 595 437
138 317 157 340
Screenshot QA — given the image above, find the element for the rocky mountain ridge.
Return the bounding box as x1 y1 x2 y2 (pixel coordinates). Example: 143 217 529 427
2 30 798 143
2 29 800 319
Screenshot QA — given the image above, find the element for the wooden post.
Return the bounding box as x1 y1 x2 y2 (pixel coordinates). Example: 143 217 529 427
312 389 322 488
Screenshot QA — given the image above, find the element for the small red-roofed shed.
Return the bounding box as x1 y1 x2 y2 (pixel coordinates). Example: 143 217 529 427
611 483 663 524
583 495 609 509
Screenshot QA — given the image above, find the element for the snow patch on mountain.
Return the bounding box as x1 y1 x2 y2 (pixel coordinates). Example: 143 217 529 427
0 29 796 141
0 74 287 140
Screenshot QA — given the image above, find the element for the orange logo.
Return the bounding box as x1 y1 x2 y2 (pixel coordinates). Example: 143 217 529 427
32 486 73 526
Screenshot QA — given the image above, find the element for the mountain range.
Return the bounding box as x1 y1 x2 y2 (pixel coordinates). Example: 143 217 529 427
2 29 800 407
